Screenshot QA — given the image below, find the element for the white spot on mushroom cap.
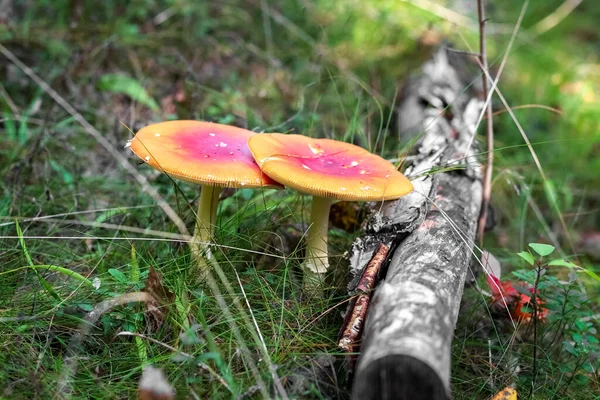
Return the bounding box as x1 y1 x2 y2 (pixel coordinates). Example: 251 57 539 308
302 164 312 170
144 156 150 162
154 133 161 137
124 141 132 148
360 169 368 175
209 132 216 136
308 143 323 155
217 142 227 147
350 160 359 167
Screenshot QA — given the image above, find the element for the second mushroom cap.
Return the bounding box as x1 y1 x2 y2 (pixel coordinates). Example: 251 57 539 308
247 134 413 200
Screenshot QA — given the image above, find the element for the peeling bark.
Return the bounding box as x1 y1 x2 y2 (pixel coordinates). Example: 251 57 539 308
348 47 483 400
339 244 390 353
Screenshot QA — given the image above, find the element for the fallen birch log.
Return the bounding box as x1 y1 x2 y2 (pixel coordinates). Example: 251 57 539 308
348 48 483 400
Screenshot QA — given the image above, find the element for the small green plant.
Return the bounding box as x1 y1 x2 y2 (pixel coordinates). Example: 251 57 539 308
482 243 600 397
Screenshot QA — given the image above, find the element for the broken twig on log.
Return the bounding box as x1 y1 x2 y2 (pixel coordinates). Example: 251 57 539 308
339 243 390 353
349 47 483 400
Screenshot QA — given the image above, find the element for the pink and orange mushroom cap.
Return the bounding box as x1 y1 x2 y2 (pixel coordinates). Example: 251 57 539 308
248 134 413 200
127 120 281 188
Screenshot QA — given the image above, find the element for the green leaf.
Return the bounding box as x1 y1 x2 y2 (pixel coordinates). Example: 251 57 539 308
529 243 555 257
548 259 579 268
108 268 129 284
37 275 61 301
563 341 578 356
49 160 75 189
16 222 62 300
521 305 533 314
32 265 93 287
16 221 34 266
512 269 534 282
548 260 600 283
517 251 535 266
98 74 159 111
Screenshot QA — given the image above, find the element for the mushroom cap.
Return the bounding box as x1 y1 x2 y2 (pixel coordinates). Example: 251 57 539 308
128 120 281 188
248 134 413 200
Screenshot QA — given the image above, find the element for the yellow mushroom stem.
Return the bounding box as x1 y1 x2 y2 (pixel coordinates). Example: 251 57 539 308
190 185 223 272
301 196 334 291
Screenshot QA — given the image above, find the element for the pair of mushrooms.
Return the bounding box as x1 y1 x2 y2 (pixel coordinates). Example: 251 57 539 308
127 121 413 290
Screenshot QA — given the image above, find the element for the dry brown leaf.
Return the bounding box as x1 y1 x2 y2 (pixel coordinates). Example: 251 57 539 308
143 267 175 332
482 249 502 278
491 387 517 400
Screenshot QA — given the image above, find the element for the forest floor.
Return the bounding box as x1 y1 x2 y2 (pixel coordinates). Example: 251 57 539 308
0 1 599 399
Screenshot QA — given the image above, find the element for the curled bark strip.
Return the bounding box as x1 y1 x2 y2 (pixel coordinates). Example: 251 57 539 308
338 294 370 353
339 244 389 353
355 243 389 293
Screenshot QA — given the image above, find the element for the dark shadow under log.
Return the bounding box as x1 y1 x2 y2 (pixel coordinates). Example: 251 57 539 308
349 47 483 399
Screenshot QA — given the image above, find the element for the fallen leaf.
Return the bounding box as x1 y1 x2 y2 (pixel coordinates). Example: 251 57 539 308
491 386 516 400
143 267 175 332
482 250 501 277
486 274 548 322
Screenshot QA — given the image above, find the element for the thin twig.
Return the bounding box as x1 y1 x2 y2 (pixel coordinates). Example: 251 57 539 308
476 0 495 244
57 292 156 398
490 104 563 117
530 261 543 397
533 0 582 35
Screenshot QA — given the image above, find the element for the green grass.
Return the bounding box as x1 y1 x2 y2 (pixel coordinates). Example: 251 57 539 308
1 0 599 398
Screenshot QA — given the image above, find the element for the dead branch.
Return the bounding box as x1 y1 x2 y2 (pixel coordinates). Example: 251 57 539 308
349 47 483 400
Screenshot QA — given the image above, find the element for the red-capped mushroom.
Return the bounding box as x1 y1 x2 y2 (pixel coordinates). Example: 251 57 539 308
127 120 281 269
248 133 413 291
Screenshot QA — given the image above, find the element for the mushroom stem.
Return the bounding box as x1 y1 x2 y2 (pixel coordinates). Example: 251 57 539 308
191 185 223 265
302 196 334 291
